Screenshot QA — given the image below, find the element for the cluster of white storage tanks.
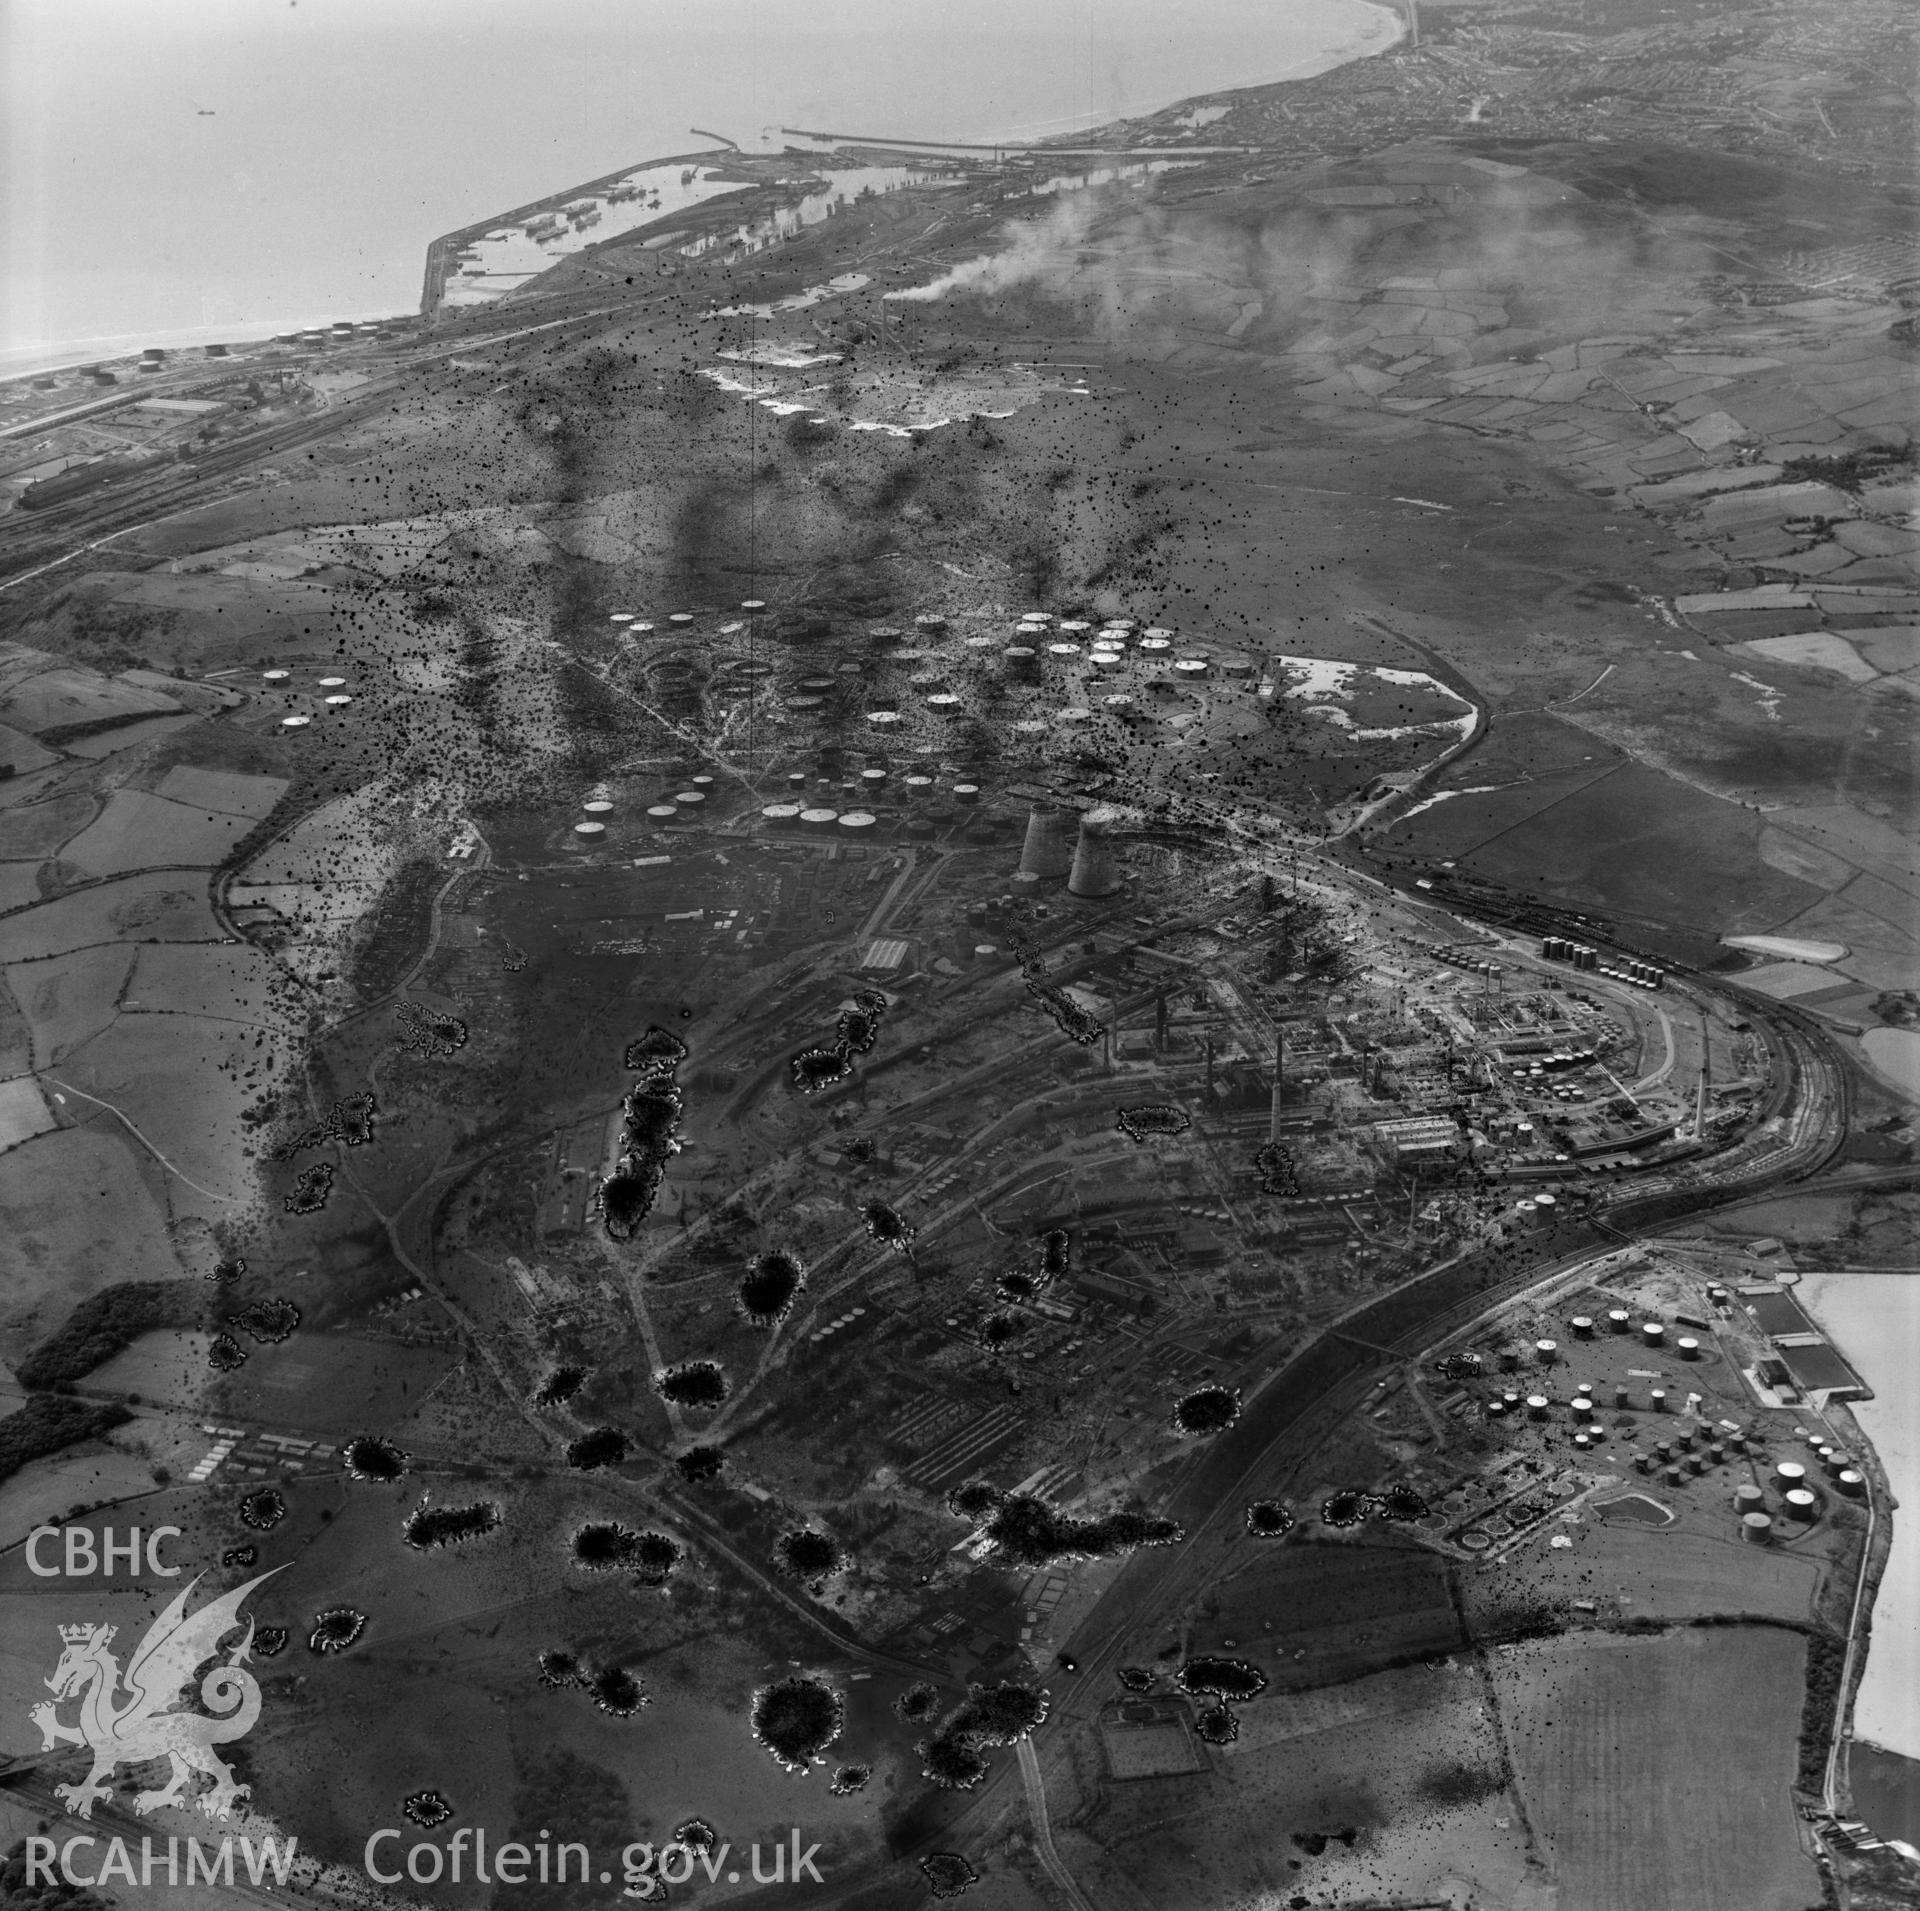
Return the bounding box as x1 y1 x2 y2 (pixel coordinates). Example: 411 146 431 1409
1541 935 1665 989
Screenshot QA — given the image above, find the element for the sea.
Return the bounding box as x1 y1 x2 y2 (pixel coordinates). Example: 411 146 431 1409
3 0 1401 377
1796 1273 1920 1844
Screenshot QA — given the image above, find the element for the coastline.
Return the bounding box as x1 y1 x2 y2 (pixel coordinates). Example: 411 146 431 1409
0 311 408 385
1795 1274 1920 1767
424 0 1404 321
3 0 1405 377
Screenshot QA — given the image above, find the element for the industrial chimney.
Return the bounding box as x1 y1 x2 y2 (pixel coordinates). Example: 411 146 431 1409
1018 804 1075 881
1067 808 1121 898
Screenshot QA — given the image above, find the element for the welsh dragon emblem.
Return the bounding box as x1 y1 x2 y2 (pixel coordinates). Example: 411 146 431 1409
30 1569 281 1820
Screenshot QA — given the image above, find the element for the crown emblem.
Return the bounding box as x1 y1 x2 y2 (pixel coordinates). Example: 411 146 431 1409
58 1623 109 1643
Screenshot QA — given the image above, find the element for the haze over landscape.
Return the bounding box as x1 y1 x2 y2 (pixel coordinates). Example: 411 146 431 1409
0 1 1916 1908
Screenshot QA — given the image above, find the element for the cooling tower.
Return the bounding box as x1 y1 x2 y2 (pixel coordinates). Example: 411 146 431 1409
1067 808 1121 898
1018 804 1075 880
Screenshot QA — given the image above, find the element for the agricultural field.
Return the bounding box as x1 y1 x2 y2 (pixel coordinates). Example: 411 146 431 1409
1080 1659 1533 1911
0 646 183 737
0 1125 184 1363
0 1441 165 1552
62 712 202 759
0 1075 54 1149
124 940 291 1024
0 863 43 912
0 971 29 1076
1492 1628 1815 1911
6 942 136 1066
0 728 59 777
54 1007 290 1207
57 788 257 877
0 869 222 962
0 791 94 860
154 761 289 819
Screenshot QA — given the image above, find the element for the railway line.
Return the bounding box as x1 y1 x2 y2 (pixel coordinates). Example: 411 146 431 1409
0 303 657 585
